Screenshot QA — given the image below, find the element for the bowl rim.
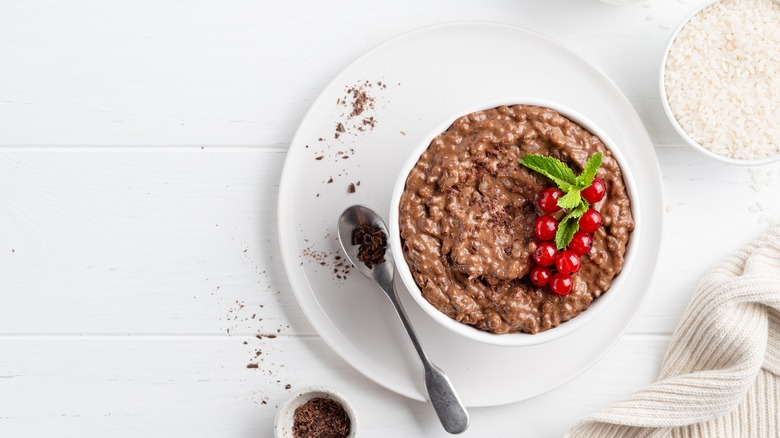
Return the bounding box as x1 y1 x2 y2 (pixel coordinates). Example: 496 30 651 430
388 97 642 347
273 385 358 438
658 0 780 167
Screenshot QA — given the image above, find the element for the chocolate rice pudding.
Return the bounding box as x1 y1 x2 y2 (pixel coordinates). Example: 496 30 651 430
398 105 634 334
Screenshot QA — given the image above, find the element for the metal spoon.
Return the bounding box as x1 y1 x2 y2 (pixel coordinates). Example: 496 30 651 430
337 205 470 434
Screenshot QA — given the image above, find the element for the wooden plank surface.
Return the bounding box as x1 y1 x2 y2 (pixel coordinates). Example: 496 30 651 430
1 0 702 147
3 0 779 436
0 336 666 437
2 148 778 336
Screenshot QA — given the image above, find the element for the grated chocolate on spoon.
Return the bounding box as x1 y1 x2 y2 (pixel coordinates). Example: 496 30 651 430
352 224 386 269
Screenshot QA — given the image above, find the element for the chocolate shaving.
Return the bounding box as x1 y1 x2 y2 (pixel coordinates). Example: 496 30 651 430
348 87 369 118
292 397 351 438
347 183 355 194
352 224 386 269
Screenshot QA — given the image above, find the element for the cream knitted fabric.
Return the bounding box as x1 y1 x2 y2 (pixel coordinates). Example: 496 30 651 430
568 227 780 438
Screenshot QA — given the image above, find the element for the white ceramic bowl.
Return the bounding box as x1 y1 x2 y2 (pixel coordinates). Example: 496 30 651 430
388 98 641 347
659 0 780 166
274 386 358 438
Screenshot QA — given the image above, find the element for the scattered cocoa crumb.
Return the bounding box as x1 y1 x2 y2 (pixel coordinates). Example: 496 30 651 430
301 245 352 281
293 398 351 438
347 87 370 118
356 181 360 186
347 183 356 194
327 177 333 184
285 384 292 390
247 363 259 369
267 334 277 339
315 155 324 161
400 131 406 136
333 81 385 145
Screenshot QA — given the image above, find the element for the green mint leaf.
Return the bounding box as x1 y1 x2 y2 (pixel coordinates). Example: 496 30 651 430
555 217 578 251
517 152 603 249
569 199 589 220
518 154 577 191
557 189 581 210
554 200 589 250
574 152 603 189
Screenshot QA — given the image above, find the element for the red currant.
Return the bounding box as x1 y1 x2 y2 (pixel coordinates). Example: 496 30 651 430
555 250 581 274
537 187 563 213
549 272 573 296
533 242 558 267
530 267 552 287
579 209 601 233
582 178 606 203
534 215 558 241
569 231 593 255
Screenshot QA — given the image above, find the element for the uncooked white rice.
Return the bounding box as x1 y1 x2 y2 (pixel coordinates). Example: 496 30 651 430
664 0 780 160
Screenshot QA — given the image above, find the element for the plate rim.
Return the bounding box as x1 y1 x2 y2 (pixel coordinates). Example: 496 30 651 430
277 21 665 407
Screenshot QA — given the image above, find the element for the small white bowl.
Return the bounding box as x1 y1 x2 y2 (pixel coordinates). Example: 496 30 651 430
659 0 780 166
388 98 641 347
274 386 358 438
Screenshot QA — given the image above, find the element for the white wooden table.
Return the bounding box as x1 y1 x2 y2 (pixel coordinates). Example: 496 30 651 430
2 1 778 436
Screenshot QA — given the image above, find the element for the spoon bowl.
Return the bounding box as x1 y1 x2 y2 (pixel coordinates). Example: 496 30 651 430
337 205 394 286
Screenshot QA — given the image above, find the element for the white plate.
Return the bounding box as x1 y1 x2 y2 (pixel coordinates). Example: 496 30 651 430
278 22 664 407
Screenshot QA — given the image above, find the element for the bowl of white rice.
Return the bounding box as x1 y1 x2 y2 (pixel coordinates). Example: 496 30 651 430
660 0 780 166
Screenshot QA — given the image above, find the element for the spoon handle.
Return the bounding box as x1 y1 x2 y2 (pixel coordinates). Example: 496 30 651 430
383 282 470 434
